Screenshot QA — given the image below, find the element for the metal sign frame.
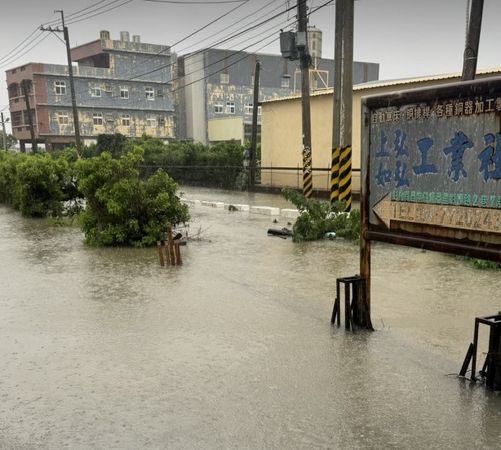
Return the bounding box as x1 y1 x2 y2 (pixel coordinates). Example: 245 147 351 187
361 76 501 263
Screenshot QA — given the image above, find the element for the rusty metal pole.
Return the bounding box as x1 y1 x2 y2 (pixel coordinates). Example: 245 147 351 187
462 0 484 81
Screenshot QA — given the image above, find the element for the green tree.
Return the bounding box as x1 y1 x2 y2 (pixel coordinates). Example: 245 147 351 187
11 154 73 217
76 148 189 247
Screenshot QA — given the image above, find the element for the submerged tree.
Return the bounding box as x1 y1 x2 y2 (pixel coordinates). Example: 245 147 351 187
282 188 360 242
76 148 189 247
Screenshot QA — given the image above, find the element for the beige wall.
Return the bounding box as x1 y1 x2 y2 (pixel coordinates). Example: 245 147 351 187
261 76 497 193
208 116 244 143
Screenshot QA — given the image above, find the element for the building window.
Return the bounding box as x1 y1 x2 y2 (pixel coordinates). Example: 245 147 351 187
258 106 262 115
57 112 69 125
145 87 155 100
93 113 103 125
244 103 253 115
226 102 235 114
281 76 291 88
120 87 129 99
146 116 157 127
54 81 66 95
214 102 224 114
91 87 101 97
121 114 131 126
220 73 229 84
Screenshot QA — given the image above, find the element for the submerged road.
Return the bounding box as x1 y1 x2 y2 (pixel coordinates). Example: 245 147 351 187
0 187 500 449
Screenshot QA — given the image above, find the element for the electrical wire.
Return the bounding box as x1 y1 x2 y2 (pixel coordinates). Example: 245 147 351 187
66 0 135 25
0 33 50 70
145 0 247 3
178 0 281 54
137 0 251 66
44 0 123 25
0 28 40 64
127 0 296 80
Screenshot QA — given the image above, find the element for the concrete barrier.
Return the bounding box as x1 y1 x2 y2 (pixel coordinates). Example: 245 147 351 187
250 206 280 216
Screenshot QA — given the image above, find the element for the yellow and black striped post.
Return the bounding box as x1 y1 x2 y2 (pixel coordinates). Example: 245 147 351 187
339 145 352 210
330 146 340 204
303 145 313 198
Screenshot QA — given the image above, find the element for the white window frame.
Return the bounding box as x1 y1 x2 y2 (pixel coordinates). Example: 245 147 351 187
145 87 155 100
91 87 102 97
214 102 224 114
226 101 235 115
244 103 253 115
120 86 129 99
146 116 157 128
121 114 131 126
281 76 291 88
258 105 262 116
54 81 66 95
93 113 104 126
57 112 69 125
220 73 229 84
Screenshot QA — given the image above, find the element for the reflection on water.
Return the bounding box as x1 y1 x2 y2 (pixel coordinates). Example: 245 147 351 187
0 189 500 449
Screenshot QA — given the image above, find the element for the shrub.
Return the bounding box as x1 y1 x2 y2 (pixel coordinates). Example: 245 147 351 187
76 148 189 247
282 188 360 242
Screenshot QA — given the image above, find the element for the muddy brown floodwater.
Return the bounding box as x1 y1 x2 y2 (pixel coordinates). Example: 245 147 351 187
0 186 500 449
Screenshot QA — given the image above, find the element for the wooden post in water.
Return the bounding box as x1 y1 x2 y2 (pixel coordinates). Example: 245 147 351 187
174 243 182 266
167 224 176 265
157 241 165 266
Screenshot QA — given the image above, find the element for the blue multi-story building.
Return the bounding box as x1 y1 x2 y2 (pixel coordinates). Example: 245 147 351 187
6 31 175 150
178 37 379 145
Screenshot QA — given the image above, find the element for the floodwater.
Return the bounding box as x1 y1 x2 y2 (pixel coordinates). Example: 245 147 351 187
0 186 500 450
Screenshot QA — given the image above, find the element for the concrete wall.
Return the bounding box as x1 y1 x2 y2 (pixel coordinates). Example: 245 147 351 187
208 117 244 143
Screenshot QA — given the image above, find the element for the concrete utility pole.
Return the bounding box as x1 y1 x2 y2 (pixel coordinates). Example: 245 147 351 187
462 0 484 81
331 0 354 210
250 60 261 187
297 0 313 198
21 80 37 153
0 112 8 151
41 10 82 153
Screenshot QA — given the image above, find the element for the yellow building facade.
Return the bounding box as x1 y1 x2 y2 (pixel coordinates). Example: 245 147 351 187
260 69 501 194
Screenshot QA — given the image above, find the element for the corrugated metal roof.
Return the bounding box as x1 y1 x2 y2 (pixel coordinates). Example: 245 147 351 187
261 67 501 104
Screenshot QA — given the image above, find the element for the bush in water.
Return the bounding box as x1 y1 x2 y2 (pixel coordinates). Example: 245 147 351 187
76 148 189 247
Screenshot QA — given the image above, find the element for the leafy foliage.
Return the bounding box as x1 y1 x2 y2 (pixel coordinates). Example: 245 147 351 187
76 148 189 247
0 152 75 217
282 188 360 242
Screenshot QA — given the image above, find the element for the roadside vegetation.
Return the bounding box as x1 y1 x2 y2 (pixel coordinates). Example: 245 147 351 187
281 188 360 242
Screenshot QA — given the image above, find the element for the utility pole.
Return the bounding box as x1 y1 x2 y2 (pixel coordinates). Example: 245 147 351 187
462 0 484 81
0 112 9 151
21 80 37 153
41 10 82 153
331 0 354 210
297 0 313 198
250 60 261 188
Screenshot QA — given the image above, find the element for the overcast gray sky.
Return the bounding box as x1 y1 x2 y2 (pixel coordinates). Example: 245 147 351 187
2 0 501 132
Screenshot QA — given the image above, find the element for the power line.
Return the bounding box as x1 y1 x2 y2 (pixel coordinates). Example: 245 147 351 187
66 0 135 25
0 33 50 70
145 0 247 3
178 0 281 54
127 0 296 80
138 0 251 67
0 28 40 64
